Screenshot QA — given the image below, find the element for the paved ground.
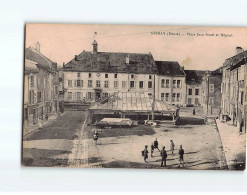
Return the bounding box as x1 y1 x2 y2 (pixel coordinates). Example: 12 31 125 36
22 107 229 170
216 119 246 170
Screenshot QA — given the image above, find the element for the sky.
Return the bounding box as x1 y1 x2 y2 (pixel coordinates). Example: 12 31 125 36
25 24 247 70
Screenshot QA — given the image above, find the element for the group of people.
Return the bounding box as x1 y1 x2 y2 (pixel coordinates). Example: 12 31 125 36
142 138 185 167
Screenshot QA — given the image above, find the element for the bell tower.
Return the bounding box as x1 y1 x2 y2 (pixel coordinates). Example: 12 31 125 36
92 32 98 54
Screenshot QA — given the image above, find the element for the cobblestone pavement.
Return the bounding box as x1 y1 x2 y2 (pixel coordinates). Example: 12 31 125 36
23 108 228 170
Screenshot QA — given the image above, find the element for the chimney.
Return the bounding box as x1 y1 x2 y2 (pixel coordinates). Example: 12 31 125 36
126 54 129 64
63 62 65 67
35 42 40 52
236 46 244 55
75 55 78 61
92 40 98 54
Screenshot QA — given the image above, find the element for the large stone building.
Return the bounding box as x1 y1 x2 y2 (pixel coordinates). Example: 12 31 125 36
184 70 206 106
24 43 59 126
62 40 187 108
221 47 246 132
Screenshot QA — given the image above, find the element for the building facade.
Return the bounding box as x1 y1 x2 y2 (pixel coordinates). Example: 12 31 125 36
221 47 247 132
24 44 59 126
184 70 206 106
63 40 187 107
201 68 222 116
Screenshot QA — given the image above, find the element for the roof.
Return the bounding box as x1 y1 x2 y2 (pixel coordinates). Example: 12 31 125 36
63 51 158 74
155 61 185 76
89 92 178 113
223 50 247 67
24 59 39 74
184 70 206 84
25 47 57 71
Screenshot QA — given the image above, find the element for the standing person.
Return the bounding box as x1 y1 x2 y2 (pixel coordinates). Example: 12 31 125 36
170 140 175 155
142 145 149 163
154 138 160 151
93 131 99 143
150 142 154 157
160 146 167 167
239 118 244 135
193 108 196 115
178 145 185 168
38 117 42 129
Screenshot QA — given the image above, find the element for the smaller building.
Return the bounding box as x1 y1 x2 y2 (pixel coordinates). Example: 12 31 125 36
201 68 222 116
155 61 186 106
184 70 206 106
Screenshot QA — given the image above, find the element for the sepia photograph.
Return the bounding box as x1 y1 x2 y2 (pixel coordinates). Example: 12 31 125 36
22 24 246 170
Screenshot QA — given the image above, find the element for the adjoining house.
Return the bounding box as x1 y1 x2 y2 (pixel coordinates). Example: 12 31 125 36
155 61 186 107
24 43 59 126
184 70 206 106
221 47 246 132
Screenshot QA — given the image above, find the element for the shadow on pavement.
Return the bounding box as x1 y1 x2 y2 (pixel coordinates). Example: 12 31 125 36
176 117 205 125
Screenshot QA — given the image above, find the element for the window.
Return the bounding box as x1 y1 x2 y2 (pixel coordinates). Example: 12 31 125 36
37 91 42 103
166 79 169 88
172 93 176 102
188 88 192 95
77 73 80 77
195 98 199 105
165 93 169 101
173 80 176 88
177 80 181 88
148 81 152 88
131 74 134 79
114 74 118 78
195 89 199 96
209 97 214 105
88 80 92 88
130 81 135 88
96 80 101 88
104 80 109 88
68 80 72 87
87 92 92 99
68 92 72 100
77 80 83 87
148 93 152 98
122 81 126 88
177 93 180 102
139 81 144 88
29 90 34 104
149 75 152 79
209 84 214 93
105 74 108 78
161 93 164 101
88 73 92 78
77 92 81 100
161 79 165 88
114 81 118 88
30 76 34 87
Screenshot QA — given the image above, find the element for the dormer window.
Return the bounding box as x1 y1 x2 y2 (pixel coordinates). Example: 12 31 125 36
149 75 152 79
131 74 134 79
114 74 118 78
77 73 80 77
89 73 92 78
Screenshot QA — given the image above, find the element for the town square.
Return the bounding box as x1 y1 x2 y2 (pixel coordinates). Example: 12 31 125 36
22 24 246 170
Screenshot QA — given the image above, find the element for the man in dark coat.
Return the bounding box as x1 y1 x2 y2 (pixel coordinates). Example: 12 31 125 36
178 145 185 167
142 145 149 163
154 138 160 151
160 146 167 167
151 142 154 157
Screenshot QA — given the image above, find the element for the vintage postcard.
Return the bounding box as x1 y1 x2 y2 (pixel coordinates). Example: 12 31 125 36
22 24 246 170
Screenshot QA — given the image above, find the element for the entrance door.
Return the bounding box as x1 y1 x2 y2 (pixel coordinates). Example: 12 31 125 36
95 92 101 101
188 98 192 105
